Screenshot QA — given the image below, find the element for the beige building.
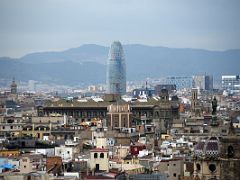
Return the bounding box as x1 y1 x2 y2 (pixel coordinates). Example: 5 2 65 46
115 146 130 159
95 137 107 148
154 158 184 180
123 154 139 165
89 148 109 172
194 160 220 180
107 104 132 129
0 115 24 137
19 154 44 173
19 157 32 173
193 136 221 180
122 164 145 174
0 172 49 180
22 124 50 139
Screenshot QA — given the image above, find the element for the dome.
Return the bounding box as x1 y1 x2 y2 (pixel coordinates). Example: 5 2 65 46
194 136 219 159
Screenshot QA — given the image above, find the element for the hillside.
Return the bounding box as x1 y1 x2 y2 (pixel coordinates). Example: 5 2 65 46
0 44 239 85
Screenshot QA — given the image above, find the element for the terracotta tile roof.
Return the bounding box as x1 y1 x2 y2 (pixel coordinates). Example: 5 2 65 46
90 148 108 152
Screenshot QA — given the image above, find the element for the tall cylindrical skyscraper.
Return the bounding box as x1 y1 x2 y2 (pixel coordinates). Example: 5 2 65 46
106 41 126 95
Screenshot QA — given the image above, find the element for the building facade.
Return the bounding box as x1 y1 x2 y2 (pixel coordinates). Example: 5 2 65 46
132 88 155 98
222 75 240 92
90 148 109 172
192 75 213 91
155 84 176 95
107 104 132 129
106 41 126 95
160 76 192 90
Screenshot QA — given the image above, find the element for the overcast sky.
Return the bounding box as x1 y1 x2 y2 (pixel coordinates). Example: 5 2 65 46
1 0 240 58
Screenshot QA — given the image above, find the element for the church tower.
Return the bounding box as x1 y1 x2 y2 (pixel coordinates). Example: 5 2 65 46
10 78 17 94
191 88 198 113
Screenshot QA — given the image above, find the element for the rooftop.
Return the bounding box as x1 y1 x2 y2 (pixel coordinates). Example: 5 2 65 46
44 96 178 108
90 148 108 152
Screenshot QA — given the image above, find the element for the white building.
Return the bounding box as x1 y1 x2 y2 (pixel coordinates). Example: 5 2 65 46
222 75 240 92
55 140 79 162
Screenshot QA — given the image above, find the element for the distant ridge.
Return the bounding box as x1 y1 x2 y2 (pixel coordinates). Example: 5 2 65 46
0 44 239 85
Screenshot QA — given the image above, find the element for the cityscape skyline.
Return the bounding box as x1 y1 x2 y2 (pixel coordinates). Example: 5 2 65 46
0 1 240 179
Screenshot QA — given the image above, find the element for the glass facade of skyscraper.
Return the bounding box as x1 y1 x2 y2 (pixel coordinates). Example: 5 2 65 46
222 75 240 92
192 75 213 90
106 41 126 95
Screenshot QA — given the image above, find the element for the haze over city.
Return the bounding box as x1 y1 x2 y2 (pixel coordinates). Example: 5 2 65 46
1 0 240 58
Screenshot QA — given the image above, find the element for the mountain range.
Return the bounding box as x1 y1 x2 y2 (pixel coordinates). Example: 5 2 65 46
0 44 240 86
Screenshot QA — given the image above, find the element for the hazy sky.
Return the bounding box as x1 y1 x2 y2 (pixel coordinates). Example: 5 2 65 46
1 0 240 58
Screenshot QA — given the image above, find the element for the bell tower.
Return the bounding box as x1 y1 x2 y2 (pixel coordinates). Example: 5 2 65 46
10 78 17 94
191 88 198 113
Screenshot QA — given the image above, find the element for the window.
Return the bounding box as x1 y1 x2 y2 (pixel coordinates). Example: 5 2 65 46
2 126 5 129
173 173 176 177
94 153 98 158
100 153 104 158
67 151 70 154
173 164 176 166
228 145 234 158
209 164 216 173
24 165 26 168
196 163 201 171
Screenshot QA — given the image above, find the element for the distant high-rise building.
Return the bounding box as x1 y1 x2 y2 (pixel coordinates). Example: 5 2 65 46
28 80 36 92
192 75 213 90
222 75 240 92
106 41 126 95
160 76 192 90
205 75 213 90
